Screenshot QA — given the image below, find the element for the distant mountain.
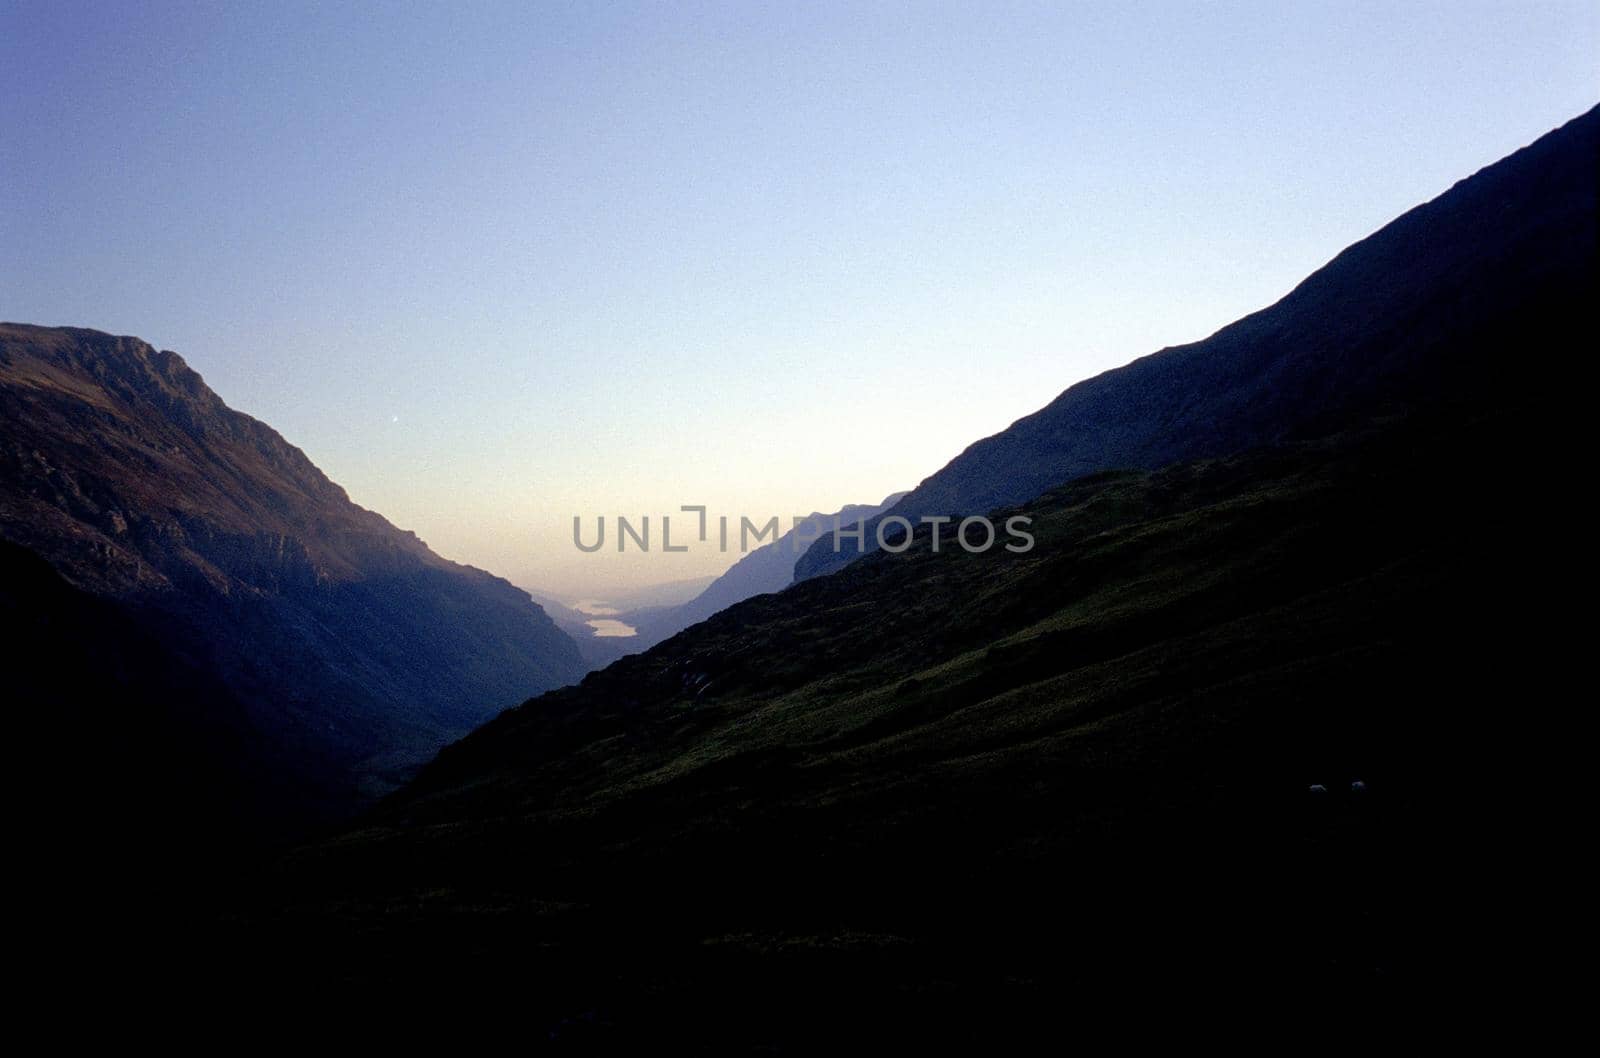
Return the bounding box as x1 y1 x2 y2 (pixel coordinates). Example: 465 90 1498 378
525 589 603 636
798 103 1600 580
597 575 719 612
619 492 906 653
526 589 643 671
0 324 585 825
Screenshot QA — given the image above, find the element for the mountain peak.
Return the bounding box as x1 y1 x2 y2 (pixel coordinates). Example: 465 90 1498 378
1 323 585 821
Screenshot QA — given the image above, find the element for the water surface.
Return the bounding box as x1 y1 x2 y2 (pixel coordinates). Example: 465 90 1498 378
586 618 637 638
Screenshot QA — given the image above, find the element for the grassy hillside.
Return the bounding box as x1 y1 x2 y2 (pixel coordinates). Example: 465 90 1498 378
798 103 1597 579
220 390 1554 1042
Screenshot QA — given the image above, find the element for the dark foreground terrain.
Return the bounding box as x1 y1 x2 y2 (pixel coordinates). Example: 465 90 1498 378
188 390 1557 1043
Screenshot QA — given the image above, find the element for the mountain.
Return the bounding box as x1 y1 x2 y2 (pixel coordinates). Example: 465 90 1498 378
211 109 1594 1039
0 324 585 825
797 103 1600 580
526 589 644 671
239 396 1564 1038
618 492 907 653
596 575 720 612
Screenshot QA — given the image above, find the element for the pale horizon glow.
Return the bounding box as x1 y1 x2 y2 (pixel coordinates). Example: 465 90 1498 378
4 3 1597 598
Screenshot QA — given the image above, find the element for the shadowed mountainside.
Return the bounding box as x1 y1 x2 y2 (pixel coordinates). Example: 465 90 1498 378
3 536 291 846
0 325 585 825
797 103 1599 580
238 395 1561 1039
211 110 1595 1041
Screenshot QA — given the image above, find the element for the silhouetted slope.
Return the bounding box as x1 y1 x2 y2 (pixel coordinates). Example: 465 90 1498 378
797 103 1600 580
2 536 295 848
0 325 585 821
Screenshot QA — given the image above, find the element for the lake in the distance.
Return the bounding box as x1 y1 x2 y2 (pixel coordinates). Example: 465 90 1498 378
586 618 637 638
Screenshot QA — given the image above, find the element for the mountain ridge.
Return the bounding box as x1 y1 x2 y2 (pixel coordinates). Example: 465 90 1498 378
0 323 586 822
2 323 462 591
797 102 1600 579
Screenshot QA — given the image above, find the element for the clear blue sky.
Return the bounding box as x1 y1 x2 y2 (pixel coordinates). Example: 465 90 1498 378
4 2 1596 597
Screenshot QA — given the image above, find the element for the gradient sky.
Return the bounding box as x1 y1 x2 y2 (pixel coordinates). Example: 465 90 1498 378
4 2 1596 598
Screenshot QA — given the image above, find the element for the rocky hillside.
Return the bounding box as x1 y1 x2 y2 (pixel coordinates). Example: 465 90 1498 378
0 325 585 821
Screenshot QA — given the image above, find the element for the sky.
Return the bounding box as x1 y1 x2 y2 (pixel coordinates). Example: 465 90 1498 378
3 2 1596 598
